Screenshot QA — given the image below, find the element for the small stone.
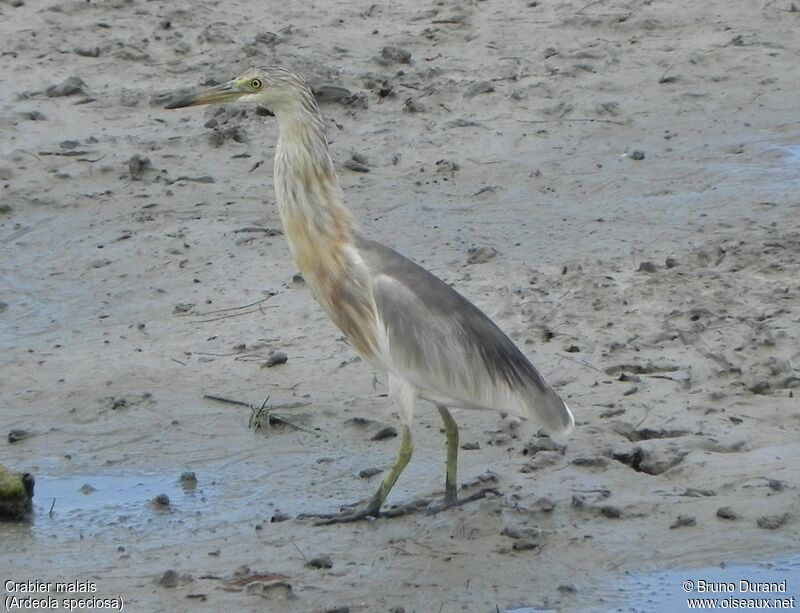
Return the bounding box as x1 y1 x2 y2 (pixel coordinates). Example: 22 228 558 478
435 159 460 173
173 302 194 313
402 98 424 114
20 110 45 121
533 496 555 513
153 493 171 508
371 426 397 441
74 47 100 58
637 261 657 273
767 479 785 492
358 467 382 479
501 526 524 539
179 471 197 489
344 158 370 173
264 351 288 367
665 255 679 268
128 154 153 180
466 245 498 265
716 506 739 520
630 150 645 160
512 539 539 551
247 581 294 601
464 81 495 98
46 76 87 97
119 89 141 107
571 457 607 469
600 505 622 519
669 515 696 529
377 46 411 65
270 511 290 522
158 570 180 588
558 584 577 594
519 450 562 472
522 436 565 456
8 429 31 444
306 554 333 569
757 513 790 530
79 483 96 495
461 441 480 450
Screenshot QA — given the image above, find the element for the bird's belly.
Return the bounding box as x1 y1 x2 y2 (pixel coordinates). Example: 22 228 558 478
416 385 496 411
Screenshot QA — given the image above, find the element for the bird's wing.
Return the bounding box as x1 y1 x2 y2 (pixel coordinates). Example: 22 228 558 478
355 235 573 435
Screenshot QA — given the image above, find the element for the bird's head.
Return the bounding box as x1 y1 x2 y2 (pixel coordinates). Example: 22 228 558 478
165 66 311 116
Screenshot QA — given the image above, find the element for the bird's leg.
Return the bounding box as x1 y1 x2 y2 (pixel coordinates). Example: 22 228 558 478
437 405 459 506
313 424 414 525
366 423 414 512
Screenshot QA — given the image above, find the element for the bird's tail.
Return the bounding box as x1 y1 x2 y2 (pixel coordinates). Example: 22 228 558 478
528 385 574 437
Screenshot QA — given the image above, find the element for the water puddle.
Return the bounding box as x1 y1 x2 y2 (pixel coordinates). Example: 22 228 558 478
2 454 317 545
711 142 800 193
597 554 800 612
35 473 204 514
19 472 217 538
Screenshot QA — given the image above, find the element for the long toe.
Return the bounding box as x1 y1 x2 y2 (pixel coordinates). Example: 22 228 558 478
313 507 380 526
424 487 501 515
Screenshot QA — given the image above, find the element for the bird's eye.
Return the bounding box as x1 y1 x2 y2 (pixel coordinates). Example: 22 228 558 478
250 78 262 89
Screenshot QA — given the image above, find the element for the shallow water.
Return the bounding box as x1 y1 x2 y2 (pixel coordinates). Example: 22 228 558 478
711 142 800 194
6 466 311 544
594 554 800 612
19 472 216 539
502 555 800 612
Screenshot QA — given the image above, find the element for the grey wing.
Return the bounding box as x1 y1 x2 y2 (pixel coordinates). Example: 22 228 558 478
356 236 574 435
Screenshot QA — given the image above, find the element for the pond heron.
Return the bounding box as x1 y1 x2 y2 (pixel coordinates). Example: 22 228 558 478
165 67 574 523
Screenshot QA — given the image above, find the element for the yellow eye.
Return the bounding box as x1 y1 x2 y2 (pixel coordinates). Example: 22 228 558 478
250 78 262 89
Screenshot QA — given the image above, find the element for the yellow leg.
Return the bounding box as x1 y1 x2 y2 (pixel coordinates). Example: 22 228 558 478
437 405 459 505
366 424 414 514
313 424 414 524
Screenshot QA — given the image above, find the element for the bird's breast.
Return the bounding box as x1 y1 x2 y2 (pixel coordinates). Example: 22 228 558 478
283 220 380 360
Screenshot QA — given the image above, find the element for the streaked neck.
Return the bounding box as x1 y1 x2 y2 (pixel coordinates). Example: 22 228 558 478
273 103 354 271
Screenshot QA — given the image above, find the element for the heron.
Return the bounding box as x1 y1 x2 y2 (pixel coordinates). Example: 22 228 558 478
165 66 574 523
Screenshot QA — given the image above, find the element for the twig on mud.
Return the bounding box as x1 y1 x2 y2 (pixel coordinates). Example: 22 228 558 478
292 543 310 565
196 297 274 316
517 117 626 126
632 404 652 431
557 353 605 374
192 295 277 322
194 306 277 323
204 394 320 436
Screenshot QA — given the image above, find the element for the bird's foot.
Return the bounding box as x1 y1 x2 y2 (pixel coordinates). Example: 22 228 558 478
297 499 382 525
311 507 381 526
424 486 501 515
299 488 502 523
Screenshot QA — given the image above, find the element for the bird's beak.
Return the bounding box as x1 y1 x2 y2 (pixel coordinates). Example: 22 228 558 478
164 80 246 109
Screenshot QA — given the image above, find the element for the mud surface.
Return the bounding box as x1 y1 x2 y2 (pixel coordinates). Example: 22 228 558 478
1 0 799 611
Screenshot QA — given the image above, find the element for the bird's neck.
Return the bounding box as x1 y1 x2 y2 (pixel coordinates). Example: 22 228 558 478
271 102 379 360
273 106 355 278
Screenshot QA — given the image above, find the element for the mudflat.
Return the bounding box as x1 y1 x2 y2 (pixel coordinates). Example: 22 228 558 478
1 0 798 610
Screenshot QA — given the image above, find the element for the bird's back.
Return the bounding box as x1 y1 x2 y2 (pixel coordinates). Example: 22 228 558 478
355 235 574 436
